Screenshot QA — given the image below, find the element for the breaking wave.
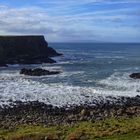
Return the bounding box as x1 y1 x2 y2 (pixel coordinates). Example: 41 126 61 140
0 71 140 107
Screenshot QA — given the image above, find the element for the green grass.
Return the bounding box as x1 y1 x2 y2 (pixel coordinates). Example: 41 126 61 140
0 116 140 140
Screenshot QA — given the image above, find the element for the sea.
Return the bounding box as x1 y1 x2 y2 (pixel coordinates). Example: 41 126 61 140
0 43 140 107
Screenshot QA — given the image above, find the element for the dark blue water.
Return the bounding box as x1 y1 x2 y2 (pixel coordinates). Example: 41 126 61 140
0 43 140 106
51 43 140 85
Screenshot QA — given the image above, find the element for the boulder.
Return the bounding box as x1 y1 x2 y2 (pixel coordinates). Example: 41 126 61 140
0 35 62 65
129 73 140 79
20 68 60 76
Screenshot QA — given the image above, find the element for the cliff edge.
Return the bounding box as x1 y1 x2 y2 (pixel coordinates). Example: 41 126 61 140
0 35 61 66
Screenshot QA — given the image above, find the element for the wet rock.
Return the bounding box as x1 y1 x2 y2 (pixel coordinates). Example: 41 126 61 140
130 73 140 79
80 109 90 117
0 96 140 128
20 68 61 76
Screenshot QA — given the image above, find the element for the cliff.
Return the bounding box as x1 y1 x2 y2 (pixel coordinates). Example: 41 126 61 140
0 35 61 65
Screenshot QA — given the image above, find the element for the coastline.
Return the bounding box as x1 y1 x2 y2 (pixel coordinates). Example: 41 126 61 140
0 95 140 139
0 42 140 139
0 95 140 128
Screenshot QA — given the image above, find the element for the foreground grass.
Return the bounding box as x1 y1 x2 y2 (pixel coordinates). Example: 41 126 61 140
0 116 140 140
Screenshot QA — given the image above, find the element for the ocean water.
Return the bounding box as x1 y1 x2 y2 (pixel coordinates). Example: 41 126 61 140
0 43 140 107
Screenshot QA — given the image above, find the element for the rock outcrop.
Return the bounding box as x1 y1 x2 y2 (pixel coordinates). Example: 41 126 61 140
130 73 140 79
0 35 62 66
20 68 60 76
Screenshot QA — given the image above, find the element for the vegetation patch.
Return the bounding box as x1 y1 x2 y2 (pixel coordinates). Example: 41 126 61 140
0 116 140 140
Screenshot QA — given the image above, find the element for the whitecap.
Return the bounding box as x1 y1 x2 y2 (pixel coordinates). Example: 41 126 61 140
0 71 140 107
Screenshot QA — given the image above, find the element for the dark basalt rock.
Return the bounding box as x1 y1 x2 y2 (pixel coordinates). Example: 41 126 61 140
20 68 60 76
0 96 140 128
0 35 62 65
130 73 140 79
0 62 7 67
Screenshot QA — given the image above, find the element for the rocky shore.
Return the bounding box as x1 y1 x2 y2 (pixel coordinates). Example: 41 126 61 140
0 95 140 129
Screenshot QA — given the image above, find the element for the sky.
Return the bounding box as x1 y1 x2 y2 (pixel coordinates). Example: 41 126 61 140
0 0 140 42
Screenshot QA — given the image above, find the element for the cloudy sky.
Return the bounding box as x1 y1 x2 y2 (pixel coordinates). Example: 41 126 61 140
0 0 140 42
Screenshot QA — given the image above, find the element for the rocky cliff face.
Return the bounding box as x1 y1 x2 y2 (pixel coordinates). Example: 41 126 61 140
0 35 61 65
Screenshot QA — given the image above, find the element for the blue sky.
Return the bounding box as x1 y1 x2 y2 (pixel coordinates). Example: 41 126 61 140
0 0 140 42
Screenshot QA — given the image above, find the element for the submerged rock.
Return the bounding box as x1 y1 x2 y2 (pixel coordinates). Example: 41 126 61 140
20 68 60 76
130 73 140 79
0 35 62 65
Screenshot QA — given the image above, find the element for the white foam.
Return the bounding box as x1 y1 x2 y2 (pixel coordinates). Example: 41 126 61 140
7 64 20 67
0 73 96 106
0 71 140 107
98 72 140 95
41 65 62 71
95 56 124 59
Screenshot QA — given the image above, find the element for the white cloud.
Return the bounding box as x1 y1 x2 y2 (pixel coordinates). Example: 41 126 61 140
0 0 140 42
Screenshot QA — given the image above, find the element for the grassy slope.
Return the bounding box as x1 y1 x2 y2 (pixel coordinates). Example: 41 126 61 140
0 116 140 140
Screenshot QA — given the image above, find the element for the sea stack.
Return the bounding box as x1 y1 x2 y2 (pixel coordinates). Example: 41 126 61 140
0 35 62 66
